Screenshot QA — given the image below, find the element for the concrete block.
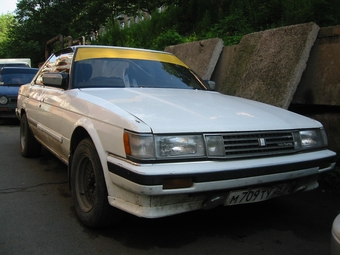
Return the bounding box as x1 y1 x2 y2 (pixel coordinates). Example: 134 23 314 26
164 38 224 80
218 23 320 109
292 26 340 106
211 45 238 91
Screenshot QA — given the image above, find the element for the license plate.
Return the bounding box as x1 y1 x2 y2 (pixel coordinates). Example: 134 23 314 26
225 184 288 206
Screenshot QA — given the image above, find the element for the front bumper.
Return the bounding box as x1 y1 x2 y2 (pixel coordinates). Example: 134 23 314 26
0 104 17 118
106 149 336 218
107 149 336 195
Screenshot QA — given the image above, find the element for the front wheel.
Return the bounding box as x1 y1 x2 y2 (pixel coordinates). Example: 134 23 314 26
71 138 124 228
20 112 41 157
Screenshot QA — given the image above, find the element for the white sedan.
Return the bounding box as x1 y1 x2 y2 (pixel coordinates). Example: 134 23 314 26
16 45 337 228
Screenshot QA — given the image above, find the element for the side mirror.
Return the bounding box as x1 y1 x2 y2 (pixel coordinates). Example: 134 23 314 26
42 72 68 89
204 80 216 90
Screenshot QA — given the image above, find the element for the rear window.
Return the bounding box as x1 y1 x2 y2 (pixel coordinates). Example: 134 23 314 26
0 68 38 85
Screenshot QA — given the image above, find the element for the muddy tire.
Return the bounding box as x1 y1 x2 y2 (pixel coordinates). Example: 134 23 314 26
71 138 123 228
20 112 41 157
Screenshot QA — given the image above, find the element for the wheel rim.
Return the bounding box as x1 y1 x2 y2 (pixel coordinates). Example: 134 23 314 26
76 156 96 212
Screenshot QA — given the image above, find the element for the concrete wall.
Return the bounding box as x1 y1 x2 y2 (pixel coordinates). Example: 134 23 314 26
291 26 340 156
292 26 340 106
165 38 224 80
214 23 319 109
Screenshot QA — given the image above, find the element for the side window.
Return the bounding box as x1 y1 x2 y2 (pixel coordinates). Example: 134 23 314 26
35 55 57 85
35 52 73 85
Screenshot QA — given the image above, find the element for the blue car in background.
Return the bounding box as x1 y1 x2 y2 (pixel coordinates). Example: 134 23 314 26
0 67 39 118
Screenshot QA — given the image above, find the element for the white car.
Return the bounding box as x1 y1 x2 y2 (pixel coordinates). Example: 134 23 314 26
16 45 337 228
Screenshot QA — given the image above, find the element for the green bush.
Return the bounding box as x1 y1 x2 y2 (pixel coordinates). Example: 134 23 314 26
151 29 184 50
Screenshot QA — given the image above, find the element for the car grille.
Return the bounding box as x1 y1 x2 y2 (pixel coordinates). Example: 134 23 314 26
222 131 296 158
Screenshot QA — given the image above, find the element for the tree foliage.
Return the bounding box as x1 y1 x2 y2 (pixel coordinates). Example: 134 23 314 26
112 0 178 15
0 0 114 65
96 0 340 50
0 0 339 67
0 14 14 43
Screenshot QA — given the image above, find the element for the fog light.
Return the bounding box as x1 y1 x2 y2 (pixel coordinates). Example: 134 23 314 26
163 178 193 189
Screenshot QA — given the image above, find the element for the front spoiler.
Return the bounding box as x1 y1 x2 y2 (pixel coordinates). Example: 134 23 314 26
107 149 336 195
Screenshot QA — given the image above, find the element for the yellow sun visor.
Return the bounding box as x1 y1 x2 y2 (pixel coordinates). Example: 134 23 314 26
74 47 188 68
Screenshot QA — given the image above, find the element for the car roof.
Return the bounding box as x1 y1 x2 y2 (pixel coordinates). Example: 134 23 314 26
54 45 178 60
70 45 173 54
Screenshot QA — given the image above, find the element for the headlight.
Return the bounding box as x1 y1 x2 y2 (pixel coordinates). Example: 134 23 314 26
155 135 205 158
124 131 206 160
297 129 328 150
0 96 8 105
205 135 225 157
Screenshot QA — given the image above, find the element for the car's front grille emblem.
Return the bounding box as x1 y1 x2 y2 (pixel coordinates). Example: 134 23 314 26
258 138 266 147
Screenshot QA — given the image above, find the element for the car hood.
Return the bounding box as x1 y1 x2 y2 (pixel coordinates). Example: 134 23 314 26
0 85 20 96
80 88 321 133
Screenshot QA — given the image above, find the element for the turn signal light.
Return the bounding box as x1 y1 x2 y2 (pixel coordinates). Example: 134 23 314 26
123 132 131 155
163 178 193 189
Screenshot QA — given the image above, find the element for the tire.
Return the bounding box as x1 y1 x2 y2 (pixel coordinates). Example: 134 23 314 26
71 138 124 228
20 112 42 157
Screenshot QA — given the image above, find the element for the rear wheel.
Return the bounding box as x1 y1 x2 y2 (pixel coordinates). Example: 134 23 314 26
71 138 123 228
20 112 42 157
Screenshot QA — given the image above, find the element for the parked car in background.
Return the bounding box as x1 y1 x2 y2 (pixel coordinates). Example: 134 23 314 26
0 67 38 118
16 45 337 228
0 58 31 68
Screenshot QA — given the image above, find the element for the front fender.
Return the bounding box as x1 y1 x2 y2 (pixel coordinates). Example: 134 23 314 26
70 117 125 195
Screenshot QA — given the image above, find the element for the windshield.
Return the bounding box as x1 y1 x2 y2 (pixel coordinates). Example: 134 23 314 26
0 69 38 85
72 58 207 90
